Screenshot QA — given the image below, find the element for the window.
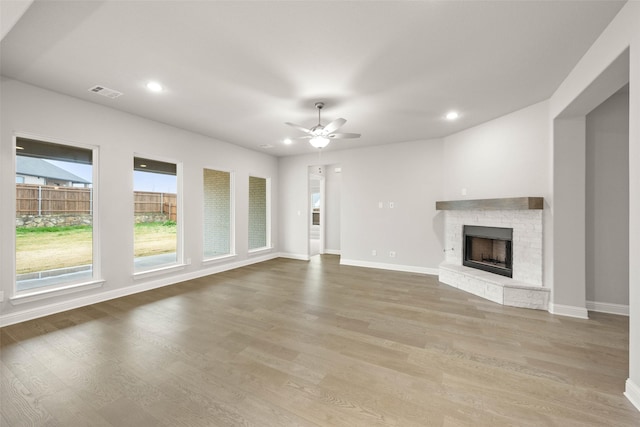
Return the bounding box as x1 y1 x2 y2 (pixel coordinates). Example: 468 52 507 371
248 176 269 250
15 137 96 293
203 168 233 259
133 156 180 273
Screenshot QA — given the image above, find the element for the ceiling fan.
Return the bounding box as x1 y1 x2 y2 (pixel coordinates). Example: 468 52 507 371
286 102 361 149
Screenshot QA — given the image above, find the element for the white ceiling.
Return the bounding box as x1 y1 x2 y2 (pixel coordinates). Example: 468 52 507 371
0 0 626 157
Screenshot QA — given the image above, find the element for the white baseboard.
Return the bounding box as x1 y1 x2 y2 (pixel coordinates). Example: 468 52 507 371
548 303 589 319
625 378 640 412
277 252 310 261
340 258 439 276
324 249 341 255
0 252 280 328
586 300 629 316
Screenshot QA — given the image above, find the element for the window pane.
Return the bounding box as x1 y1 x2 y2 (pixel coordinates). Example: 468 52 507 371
203 169 231 258
134 157 178 272
16 138 93 292
248 176 267 250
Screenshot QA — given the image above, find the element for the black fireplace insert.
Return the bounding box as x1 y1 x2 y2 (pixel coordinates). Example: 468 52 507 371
463 225 513 278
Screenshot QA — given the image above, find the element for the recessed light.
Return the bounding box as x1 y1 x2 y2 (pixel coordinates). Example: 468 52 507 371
446 111 459 120
283 138 292 145
146 81 163 92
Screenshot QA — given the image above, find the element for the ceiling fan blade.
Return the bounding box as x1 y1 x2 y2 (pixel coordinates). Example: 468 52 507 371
328 132 361 139
285 122 313 134
322 118 347 134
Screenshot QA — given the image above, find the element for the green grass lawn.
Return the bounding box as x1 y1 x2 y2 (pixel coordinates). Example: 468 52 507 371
133 221 177 257
16 222 177 274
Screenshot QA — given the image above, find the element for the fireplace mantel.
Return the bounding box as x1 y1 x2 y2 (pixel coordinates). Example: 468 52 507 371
435 197 543 211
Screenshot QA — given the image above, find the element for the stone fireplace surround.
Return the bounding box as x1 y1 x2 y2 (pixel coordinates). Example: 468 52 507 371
436 197 549 310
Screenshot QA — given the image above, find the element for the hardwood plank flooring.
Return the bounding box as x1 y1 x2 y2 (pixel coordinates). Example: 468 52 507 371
2 255 639 426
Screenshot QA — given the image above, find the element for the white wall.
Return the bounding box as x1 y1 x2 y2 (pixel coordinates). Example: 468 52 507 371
0 78 279 326
586 89 629 307
552 116 587 313
442 100 550 201
277 153 310 260
340 141 443 272
279 139 444 273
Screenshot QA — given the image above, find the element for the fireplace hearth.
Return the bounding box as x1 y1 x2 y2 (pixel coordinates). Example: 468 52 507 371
463 225 513 278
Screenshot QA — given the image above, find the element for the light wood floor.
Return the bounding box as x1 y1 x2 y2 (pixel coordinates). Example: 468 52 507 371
2 255 639 426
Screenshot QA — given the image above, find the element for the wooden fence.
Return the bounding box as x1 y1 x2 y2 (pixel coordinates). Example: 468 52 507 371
133 191 177 221
16 184 177 220
16 184 91 215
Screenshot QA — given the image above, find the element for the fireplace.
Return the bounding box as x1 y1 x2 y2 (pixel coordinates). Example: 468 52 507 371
437 198 546 309
463 225 513 278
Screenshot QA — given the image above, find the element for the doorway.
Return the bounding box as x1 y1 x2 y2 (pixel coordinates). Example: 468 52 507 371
308 166 324 257
585 85 629 314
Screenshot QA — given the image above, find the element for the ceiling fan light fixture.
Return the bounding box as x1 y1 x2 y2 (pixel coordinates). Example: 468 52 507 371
286 101 360 149
310 136 330 149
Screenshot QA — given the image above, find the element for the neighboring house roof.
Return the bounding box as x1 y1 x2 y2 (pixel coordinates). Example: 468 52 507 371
16 156 91 184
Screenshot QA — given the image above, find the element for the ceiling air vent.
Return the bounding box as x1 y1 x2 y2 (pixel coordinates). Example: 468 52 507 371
88 85 123 99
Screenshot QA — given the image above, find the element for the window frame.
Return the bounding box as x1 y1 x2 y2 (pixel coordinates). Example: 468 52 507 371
10 132 104 304
202 167 236 263
132 153 184 278
247 174 271 253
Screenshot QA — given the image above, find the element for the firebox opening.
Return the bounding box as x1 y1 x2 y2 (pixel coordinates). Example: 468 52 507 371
463 225 513 278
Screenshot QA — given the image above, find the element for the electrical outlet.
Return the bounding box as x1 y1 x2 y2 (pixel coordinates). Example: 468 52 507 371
461 188 467 196
372 250 377 256
389 251 396 258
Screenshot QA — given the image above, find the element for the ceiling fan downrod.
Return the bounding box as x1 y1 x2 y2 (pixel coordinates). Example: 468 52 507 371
315 102 324 126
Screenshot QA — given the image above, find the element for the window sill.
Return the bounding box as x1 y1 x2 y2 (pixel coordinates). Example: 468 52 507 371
10 280 105 305
248 246 274 256
133 263 186 280
202 253 237 265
